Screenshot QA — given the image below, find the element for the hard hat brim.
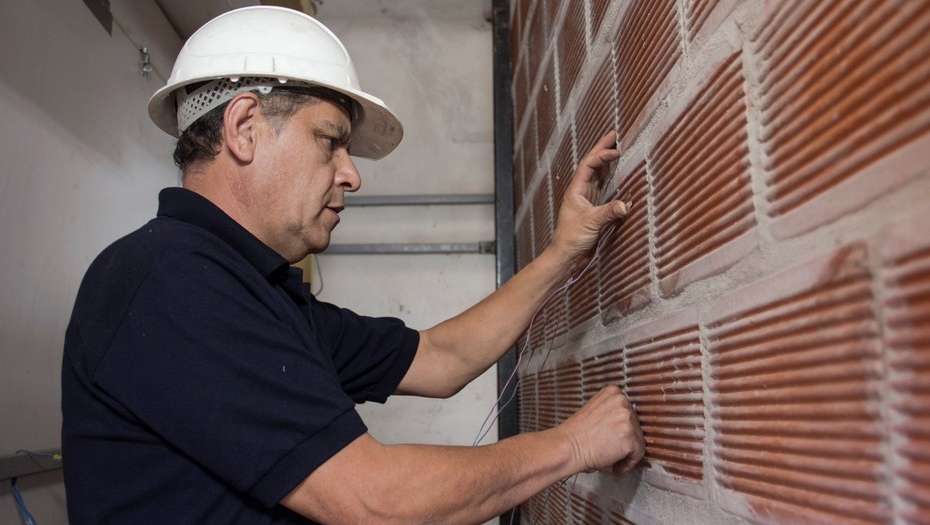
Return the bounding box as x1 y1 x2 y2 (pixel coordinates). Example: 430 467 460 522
147 76 403 160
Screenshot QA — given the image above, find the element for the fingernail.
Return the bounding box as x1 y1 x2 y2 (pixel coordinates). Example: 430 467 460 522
615 201 628 215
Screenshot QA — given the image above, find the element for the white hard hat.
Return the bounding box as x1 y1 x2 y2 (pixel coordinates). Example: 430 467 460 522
148 6 403 159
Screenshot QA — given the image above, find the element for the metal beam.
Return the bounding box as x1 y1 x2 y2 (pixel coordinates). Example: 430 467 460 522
344 194 494 207
325 241 496 255
0 449 62 481
492 0 519 523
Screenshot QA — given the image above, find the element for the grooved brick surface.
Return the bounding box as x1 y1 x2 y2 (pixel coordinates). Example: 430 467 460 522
557 0 586 110
516 214 533 271
615 0 680 147
581 348 623 403
537 57 558 154
688 0 720 39
514 57 529 133
510 0 930 521
574 53 614 166
880 220 930 524
590 0 611 42
624 309 705 483
597 162 651 323
526 1 547 87
550 131 575 217
568 254 599 329
513 148 524 212
651 53 755 296
707 243 888 524
756 1 930 238
531 173 552 257
537 367 557 431
544 287 568 342
555 361 582 424
522 112 538 189
569 492 604 525
518 372 537 433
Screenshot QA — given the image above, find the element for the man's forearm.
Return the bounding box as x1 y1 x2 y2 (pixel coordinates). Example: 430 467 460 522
376 428 577 524
422 245 573 394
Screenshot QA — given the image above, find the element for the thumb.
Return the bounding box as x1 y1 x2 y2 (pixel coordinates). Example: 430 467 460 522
594 200 628 226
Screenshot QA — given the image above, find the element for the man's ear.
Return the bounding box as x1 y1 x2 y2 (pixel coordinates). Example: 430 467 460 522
222 93 262 164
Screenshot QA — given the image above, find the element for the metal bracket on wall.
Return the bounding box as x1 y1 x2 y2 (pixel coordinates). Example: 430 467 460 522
344 194 494 207
0 449 62 481
325 241 496 255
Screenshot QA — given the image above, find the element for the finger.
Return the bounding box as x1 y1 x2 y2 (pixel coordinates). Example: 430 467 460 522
570 149 621 195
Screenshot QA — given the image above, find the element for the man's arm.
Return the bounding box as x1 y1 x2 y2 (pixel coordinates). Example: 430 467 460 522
398 131 627 398
282 385 643 524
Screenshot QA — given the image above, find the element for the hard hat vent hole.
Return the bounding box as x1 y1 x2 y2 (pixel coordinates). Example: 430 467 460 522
176 77 281 134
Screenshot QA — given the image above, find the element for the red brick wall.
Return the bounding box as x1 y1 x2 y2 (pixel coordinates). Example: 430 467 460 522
509 0 930 523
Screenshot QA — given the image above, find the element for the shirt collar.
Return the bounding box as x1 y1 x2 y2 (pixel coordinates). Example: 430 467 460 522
157 187 289 281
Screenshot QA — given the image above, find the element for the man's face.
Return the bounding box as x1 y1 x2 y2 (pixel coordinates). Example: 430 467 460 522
252 99 361 261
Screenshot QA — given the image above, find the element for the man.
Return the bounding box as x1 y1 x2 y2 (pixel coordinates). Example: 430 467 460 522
62 6 644 524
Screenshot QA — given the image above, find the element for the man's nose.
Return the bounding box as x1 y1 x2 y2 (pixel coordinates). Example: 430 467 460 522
336 153 361 192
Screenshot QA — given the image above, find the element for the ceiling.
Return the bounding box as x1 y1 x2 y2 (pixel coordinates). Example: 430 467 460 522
155 0 492 40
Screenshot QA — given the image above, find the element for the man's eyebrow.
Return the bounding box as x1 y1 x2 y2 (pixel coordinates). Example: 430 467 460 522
315 120 351 143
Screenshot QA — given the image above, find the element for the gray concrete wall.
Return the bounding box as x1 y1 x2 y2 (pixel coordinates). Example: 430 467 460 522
0 0 181 521
316 6 500 451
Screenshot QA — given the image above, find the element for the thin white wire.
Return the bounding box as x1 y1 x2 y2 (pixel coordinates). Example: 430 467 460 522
472 218 619 447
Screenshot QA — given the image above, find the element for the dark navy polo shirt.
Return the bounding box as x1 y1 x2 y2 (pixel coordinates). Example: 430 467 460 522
62 187 419 524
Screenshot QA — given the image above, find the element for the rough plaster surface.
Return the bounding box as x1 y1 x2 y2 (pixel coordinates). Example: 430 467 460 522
0 0 182 522
511 0 930 523
318 10 501 525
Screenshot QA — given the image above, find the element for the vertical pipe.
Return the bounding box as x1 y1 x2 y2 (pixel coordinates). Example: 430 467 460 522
492 0 519 523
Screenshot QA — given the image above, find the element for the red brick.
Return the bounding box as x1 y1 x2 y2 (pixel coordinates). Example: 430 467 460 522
526 1 547 90
623 308 705 487
543 482 570 523
516 214 533 271
536 57 558 154
608 504 635 525
651 53 756 297
591 0 611 42
557 0 587 111
705 242 889 524
544 286 569 342
687 0 720 39
550 130 576 218
555 360 583 424
518 372 537 433
510 0 523 72
755 1 930 239
879 212 930 524
568 252 600 330
615 0 680 148
529 297 548 352
569 491 605 525
581 347 623 403
512 149 524 212
513 57 529 131
574 53 614 166
597 161 651 323
531 173 552 257
537 367 558 430
522 112 538 187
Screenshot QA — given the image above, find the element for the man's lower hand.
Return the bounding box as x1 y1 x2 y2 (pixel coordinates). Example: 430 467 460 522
556 385 645 474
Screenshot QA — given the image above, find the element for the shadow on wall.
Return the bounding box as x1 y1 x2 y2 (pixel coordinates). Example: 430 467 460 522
0 0 171 169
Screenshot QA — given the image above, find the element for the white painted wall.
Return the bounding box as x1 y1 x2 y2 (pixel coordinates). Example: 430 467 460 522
0 0 497 522
0 0 181 521
316 5 500 452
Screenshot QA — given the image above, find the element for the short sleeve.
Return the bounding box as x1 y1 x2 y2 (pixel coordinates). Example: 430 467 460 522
310 298 419 404
92 250 366 508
